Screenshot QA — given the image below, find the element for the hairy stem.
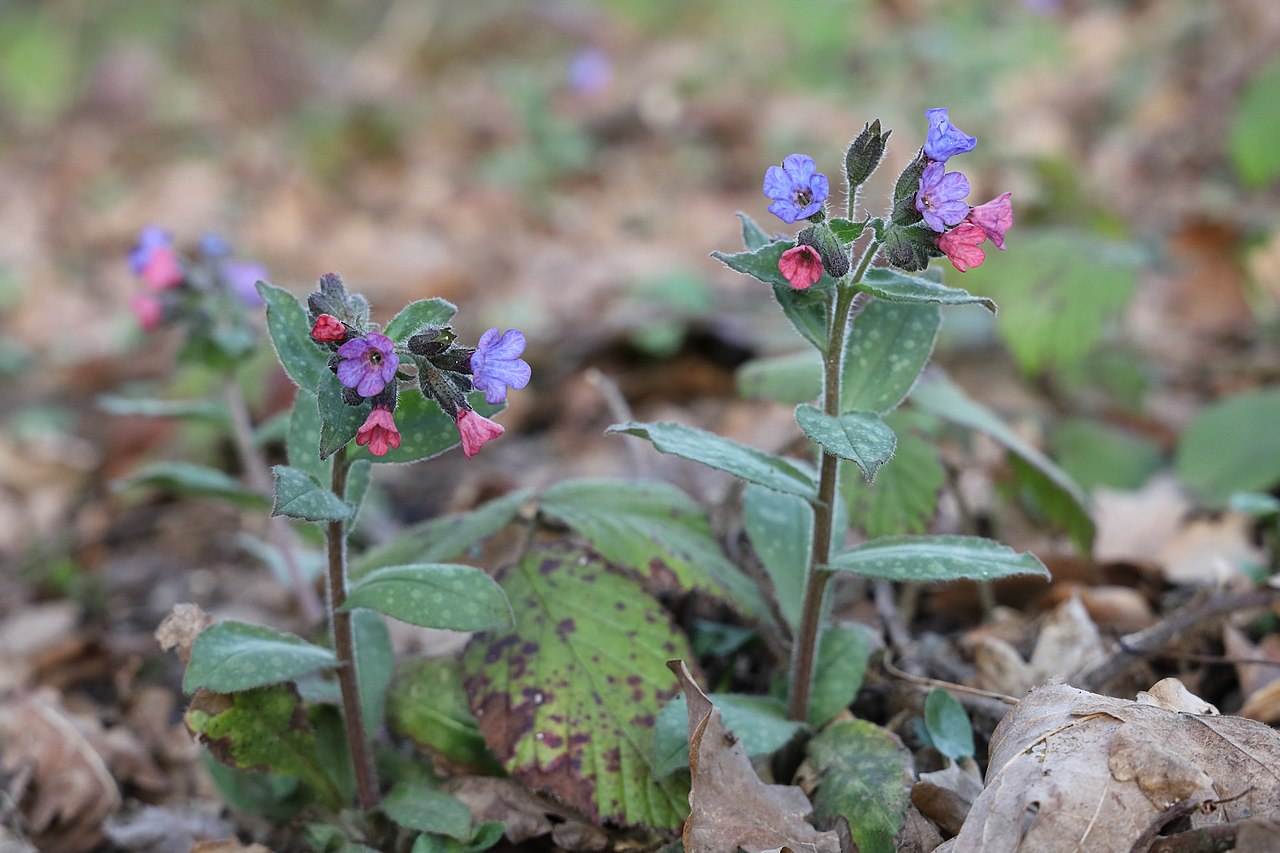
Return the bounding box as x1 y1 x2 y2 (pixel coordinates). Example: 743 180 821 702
222 379 324 624
786 241 879 723
327 447 380 809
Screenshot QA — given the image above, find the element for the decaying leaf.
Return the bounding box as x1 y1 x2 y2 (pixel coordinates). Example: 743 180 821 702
972 594 1106 696
1225 625 1280 723
912 757 984 837
950 678 1280 852
669 660 840 853
155 603 214 666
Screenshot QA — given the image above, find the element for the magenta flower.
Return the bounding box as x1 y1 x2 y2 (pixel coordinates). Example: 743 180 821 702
471 328 531 405
763 154 829 224
336 332 399 397
130 294 164 331
937 223 988 273
778 245 824 290
311 314 347 343
456 409 505 459
923 108 976 164
915 162 971 233
967 192 1013 250
356 407 401 457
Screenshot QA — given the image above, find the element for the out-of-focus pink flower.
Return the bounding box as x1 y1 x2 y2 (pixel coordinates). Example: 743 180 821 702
130 294 164 331
778 245 824 290
355 407 401 457
967 192 1013 250
937 223 988 273
455 409 504 459
140 246 184 290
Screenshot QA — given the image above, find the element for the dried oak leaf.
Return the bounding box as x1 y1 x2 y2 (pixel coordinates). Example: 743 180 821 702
972 593 1106 697
668 660 840 853
950 678 1280 852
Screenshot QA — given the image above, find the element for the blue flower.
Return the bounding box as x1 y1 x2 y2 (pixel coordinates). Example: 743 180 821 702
923 108 976 164
915 161 971 232
471 328 531 405
763 154 829 224
336 333 399 397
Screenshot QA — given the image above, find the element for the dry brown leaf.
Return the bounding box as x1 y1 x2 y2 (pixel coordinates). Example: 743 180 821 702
668 660 840 853
973 594 1107 696
154 603 213 666
0 689 121 853
911 757 984 838
189 841 274 853
950 679 1280 852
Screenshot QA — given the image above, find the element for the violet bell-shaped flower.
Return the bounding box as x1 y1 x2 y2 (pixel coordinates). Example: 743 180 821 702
923 108 976 164
762 154 829 224
336 332 399 398
967 192 1013 250
915 162 971 233
470 328 531 405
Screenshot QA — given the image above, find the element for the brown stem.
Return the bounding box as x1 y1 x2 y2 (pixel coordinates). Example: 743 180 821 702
223 380 324 624
786 243 877 722
327 447 380 809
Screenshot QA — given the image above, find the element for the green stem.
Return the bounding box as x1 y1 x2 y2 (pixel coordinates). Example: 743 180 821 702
327 447 380 810
786 241 879 723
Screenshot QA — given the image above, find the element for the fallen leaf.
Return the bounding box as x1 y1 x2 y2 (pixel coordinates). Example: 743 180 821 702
103 804 233 852
973 593 1107 696
155 603 213 666
950 678 1280 852
668 660 840 853
911 757 984 837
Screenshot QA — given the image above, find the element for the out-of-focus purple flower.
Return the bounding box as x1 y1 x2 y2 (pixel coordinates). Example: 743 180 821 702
763 154 829 224
915 161 971 232
200 233 232 257
356 407 401 457
937 223 987 273
221 260 267 307
130 294 164 331
568 48 612 97
778 245 824 290
470 328 530 405
456 408 504 459
129 226 172 275
336 332 399 397
923 108 976 164
967 192 1013 250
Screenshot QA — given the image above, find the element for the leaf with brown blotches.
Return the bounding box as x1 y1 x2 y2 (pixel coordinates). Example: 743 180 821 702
668 660 840 853
950 678 1280 852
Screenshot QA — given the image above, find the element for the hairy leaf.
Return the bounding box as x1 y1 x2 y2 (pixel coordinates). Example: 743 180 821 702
258 281 329 390
271 465 353 522
387 658 500 774
855 267 995 312
826 535 1049 583
743 483 811 634
113 461 267 509
795 406 896 483
384 298 458 345
343 564 512 631
842 413 946 538
809 624 871 728
843 300 941 414
184 621 338 693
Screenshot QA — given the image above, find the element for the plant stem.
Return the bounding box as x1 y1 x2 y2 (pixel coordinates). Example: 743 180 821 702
222 379 324 624
786 241 879 723
327 446 380 810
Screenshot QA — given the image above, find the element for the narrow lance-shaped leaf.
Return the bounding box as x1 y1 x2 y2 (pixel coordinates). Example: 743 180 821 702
258 281 329 390
184 620 339 693
854 268 995 312
343 564 513 631
652 693 802 777
825 535 1049 583
712 239 831 350
743 483 811 635
113 461 267 509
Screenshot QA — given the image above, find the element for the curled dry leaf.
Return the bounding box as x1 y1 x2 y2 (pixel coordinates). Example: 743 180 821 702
950 678 1280 852
668 660 840 853
155 603 213 666
972 593 1106 697
443 776 604 850
911 757 984 838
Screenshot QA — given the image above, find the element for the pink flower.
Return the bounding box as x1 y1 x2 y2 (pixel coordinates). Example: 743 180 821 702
355 407 401 457
936 223 987 273
129 294 164 331
311 314 347 343
967 192 1012 250
778 245 824 290
455 409 504 459
140 246 184 290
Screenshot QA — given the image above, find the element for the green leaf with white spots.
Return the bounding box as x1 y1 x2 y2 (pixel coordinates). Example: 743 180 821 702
259 281 329 390
287 389 330 484
806 719 914 853
825 535 1049 583
462 544 693 828
185 684 344 809
842 414 946 538
271 465 353 522
842 301 940 414
113 461 267 509
386 658 500 774
351 490 531 580
652 693 802 777
808 624 871 728
318 372 368 460
796 406 896 483
382 784 473 839
607 421 817 499
539 478 765 616
183 621 339 693
855 268 995 312
353 610 393 740
383 299 458 345
343 564 512 631
344 458 372 533
923 688 974 762
743 483 811 634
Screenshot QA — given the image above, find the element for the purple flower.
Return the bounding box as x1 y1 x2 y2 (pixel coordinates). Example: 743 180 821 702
763 154 829 224
923 108 976 164
915 161 971 232
471 328 531 405
221 260 267 307
200 233 232 257
128 226 173 275
568 48 612 97
336 332 399 398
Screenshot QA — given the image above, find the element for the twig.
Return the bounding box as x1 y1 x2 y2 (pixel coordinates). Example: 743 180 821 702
584 368 648 479
882 650 1018 706
1078 586 1280 693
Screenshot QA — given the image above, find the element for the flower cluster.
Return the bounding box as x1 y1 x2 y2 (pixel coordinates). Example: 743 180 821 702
307 274 529 459
914 108 1013 272
126 226 267 333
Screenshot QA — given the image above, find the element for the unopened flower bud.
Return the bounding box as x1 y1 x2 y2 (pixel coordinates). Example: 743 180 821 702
798 224 851 279
311 314 347 343
844 120 890 191
891 150 928 226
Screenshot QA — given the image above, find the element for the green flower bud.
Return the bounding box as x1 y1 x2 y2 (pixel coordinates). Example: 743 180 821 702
798 223 851 279
891 150 929 226
845 120 891 190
